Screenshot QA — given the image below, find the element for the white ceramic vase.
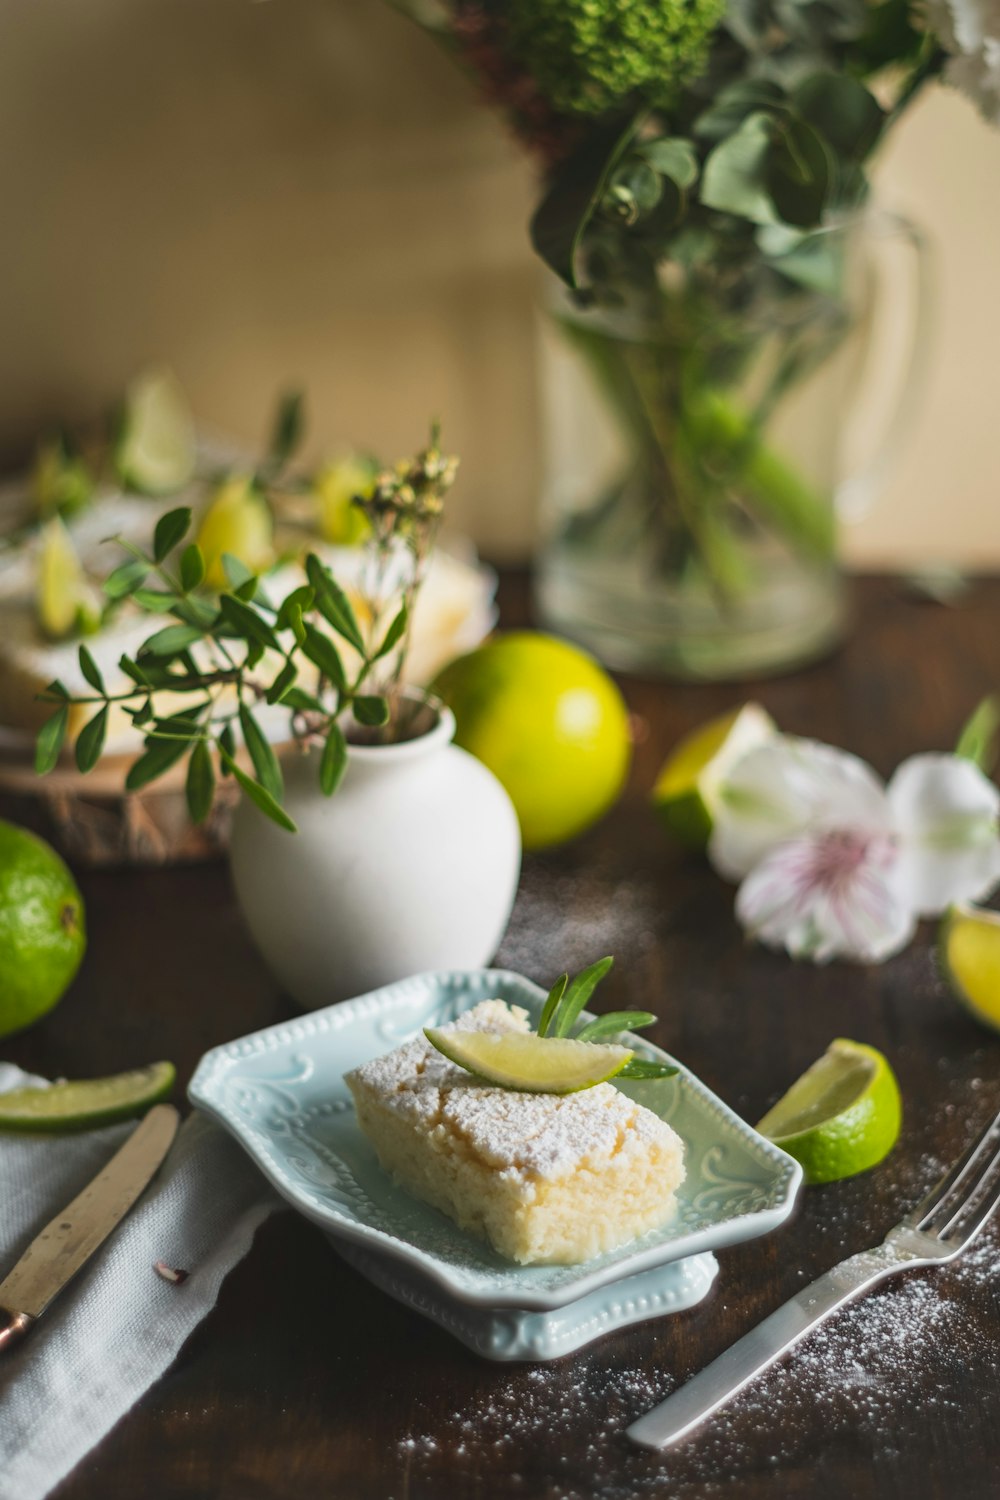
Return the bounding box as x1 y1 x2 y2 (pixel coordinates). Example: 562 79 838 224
228 702 521 1009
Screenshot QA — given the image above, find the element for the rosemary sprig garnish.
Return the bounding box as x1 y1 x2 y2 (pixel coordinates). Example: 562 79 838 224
536 957 677 1080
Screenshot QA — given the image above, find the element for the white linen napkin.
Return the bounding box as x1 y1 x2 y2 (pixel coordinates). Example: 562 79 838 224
0 1063 280 1500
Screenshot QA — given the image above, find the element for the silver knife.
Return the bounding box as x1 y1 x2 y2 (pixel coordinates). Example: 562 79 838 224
0 1102 179 1351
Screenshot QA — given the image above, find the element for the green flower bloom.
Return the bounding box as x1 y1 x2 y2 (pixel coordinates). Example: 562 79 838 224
500 0 727 116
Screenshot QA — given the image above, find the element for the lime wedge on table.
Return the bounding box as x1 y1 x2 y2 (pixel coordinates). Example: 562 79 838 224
115 369 196 496
38 517 102 639
424 1028 632 1094
757 1039 901 1185
939 904 1000 1031
0 1062 175 1132
652 702 775 850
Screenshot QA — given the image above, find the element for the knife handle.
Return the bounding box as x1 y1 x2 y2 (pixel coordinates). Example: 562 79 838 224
626 1249 902 1450
0 1307 35 1353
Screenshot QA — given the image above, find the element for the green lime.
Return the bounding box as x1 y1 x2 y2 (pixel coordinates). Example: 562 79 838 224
313 456 375 545
0 821 86 1039
37 518 102 640
939 904 1000 1031
0 1062 175 1131
652 702 775 850
432 631 632 849
115 368 196 496
196 474 275 590
757 1038 902 1185
424 1027 631 1093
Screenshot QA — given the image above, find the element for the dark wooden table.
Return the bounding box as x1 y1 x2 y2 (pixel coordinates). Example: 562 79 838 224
7 572 1000 1500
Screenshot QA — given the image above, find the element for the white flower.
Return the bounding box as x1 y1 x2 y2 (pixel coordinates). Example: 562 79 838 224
709 737 1000 964
926 0 1000 124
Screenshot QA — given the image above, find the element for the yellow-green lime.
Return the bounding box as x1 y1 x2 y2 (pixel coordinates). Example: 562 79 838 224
37 518 102 640
115 368 197 496
196 474 275 590
757 1038 902 1185
939 904 1000 1031
432 631 632 849
0 1062 175 1132
313 455 375 546
0 820 86 1039
652 702 775 850
424 1027 631 1093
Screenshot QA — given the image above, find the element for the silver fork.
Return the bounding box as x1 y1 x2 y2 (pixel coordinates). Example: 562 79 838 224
627 1104 1000 1451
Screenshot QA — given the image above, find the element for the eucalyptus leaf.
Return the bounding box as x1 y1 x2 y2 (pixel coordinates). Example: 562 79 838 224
530 113 644 288
794 72 884 161
765 117 831 228
320 721 348 796
185 738 215 824
700 113 779 225
239 703 283 802
695 81 786 142
153 507 192 563
637 138 699 189
35 705 68 775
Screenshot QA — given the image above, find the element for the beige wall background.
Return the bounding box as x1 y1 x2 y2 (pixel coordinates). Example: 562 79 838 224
0 0 997 565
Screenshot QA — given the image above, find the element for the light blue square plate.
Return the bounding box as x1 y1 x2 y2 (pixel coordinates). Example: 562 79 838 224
189 969 802 1324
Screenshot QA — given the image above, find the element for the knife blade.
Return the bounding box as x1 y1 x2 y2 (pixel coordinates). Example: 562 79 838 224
0 1102 179 1351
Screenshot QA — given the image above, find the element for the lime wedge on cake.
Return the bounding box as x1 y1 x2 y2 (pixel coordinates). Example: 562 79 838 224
0 1062 175 1132
424 1028 632 1094
757 1038 901 1184
115 368 196 496
653 702 775 850
939 904 1000 1031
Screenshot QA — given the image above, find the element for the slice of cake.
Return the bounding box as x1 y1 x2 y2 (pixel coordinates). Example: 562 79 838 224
345 1000 685 1265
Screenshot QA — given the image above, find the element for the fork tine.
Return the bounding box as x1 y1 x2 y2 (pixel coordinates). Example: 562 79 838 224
940 1157 1000 1248
910 1105 1000 1232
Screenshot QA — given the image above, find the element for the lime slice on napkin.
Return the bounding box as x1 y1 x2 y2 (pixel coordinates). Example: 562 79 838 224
939 904 1000 1032
115 369 196 496
757 1039 901 1184
652 702 775 850
0 1062 175 1132
424 1028 632 1094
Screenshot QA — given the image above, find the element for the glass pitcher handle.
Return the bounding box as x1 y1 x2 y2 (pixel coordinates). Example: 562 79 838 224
836 209 932 522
